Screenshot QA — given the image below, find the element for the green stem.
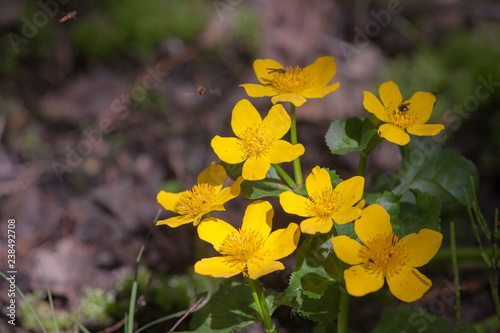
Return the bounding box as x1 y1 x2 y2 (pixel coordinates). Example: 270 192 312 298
338 288 350 333
248 278 276 333
451 222 462 332
357 151 368 178
272 164 296 188
289 103 303 185
331 224 349 333
357 138 382 178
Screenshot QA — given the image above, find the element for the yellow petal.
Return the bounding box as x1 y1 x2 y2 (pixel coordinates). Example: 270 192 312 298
331 206 362 225
306 166 332 196
214 176 243 206
302 82 340 99
241 200 273 239
330 235 363 265
344 265 385 297
211 136 245 164
363 91 387 121
407 91 436 124
197 218 237 250
253 59 284 84
407 124 444 137
379 81 402 108
334 176 365 207
279 191 311 217
355 204 392 244
157 190 183 211
400 229 443 267
261 223 300 260
156 215 192 228
197 162 226 187
239 83 277 97
386 266 432 302
303 56 337 87
231 99 262 138
247 259 284 280
261 104 291 140
242 156 270 180
194 257 242 278
300 216 333 234
271 93 307 107
378 123 410 146
267 141 305 164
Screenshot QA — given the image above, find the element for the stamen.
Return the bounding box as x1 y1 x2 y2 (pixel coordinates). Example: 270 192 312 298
358 233 409 278
269 66 314 94
307 188 344 218
238 125 272 159
384 101 418 130
174 183 217 218
219 229 267 267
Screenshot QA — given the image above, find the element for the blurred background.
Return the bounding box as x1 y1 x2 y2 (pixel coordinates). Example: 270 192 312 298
0 0 499 332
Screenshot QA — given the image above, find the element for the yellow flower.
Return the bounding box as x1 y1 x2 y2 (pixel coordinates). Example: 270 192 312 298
240 56 340 107
330 204 443 302
211 99 305 181
156 162 243 228
363 81 445 145
194 200 300 279
279 166 364 234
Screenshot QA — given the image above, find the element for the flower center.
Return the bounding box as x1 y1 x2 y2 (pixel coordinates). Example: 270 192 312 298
269 66 314 94
308 188 343 218
174 183 217 218
385 101 418 130
358 232 409 278
238 125 272 159
219 229 266 266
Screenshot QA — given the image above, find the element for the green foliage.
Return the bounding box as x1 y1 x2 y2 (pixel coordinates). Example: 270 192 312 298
17 291 73 331
384 26 500 122
372 304 476 333
187 281 278 332
80 288 115 325
391 137 478 205
281 233 341 324
71 0 211 60
325 116 382 155
240 165 293 199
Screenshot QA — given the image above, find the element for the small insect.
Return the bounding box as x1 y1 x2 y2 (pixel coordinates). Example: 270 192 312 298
267 68 286 74
59 10 77 23
398 102 411 112
195 85 221 96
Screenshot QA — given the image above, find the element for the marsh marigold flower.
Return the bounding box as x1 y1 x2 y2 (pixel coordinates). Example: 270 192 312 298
240 56 340 107
194 200 300 279
363 81 444 145
331 204 443 302
156 162 243 228
211 99 305 181
279 166 364 234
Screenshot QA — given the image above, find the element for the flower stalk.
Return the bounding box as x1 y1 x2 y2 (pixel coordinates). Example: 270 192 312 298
248 277 276 333
290 103 303 185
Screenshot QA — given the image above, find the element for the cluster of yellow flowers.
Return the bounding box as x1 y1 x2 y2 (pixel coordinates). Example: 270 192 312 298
156 56 444 303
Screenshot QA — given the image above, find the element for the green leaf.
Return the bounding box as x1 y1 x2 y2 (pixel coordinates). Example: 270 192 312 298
372 304 476 333
220 161 243 181
240 166 292 199
395 189 442 236
281 233 341 324
188 282 278 332
393 138 478 205
366 191 402 222
325 116 379 155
